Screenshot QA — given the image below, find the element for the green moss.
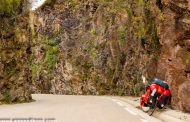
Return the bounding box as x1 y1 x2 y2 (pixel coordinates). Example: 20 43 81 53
45 46 59 72
31 36 60 77
127 8 133 23
83 62 93 71
97 0 127 14
116 88 125 96
138 21 146 38
44 38 59 73
4 59 18 75
91 48 98 60
118 30 126 48
31 63 42 82
31 64 38 76
150 23 160 51
3 91 12 104
183 52 190 64
105 66 114 82
90 28 96 35
143 1 160 52
131 85 141 96
98 0 112 3
92 74 100 83
159 12 165 22
0 0 21 14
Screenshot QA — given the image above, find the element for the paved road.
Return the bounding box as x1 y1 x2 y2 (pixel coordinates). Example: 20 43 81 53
0 94 162 122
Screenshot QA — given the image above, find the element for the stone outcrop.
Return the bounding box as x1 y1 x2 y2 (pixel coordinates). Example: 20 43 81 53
150 0 190 112
0 0 32 103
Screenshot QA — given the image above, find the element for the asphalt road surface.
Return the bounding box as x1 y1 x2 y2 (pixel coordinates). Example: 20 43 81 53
0 94 162 122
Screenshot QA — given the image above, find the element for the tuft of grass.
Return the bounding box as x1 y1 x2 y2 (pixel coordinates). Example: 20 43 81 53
118 30 126 48
44 38 60 73
3 91 12 104
0 0 21 14
44 45 59 73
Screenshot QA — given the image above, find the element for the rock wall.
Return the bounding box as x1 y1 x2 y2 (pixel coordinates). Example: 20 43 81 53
0 0 32 103
30 0 190 112
31 0 160 97
150 0 190 112
31 0 148 95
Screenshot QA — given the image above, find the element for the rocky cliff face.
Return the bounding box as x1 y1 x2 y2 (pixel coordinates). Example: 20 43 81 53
0 0 32 103
31 0 153 95
30 0 190 112
150 0 190 112
30 0 160 96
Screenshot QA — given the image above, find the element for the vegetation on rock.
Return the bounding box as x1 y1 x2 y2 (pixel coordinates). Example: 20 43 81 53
0 0 32 104
0 0 21 13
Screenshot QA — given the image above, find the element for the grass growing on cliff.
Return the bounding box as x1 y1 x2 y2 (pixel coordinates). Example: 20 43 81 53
3 91 12 104
44 38 60 73
0 0 21 14
98 0 127 12
4 59 18 76
118 30 126 49
31 63 41 81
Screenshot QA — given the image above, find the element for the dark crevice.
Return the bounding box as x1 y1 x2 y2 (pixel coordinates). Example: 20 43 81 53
156 0 163 10
168 59 172 62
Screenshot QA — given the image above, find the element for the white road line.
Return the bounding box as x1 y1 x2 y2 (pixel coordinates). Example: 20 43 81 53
124 107 137 115
116 101 124 106
140 119 149 122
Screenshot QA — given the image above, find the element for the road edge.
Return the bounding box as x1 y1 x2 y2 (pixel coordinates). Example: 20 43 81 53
113 96 190 122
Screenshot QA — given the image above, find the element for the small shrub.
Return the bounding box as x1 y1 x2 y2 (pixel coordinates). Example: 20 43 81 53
3 91 12 104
